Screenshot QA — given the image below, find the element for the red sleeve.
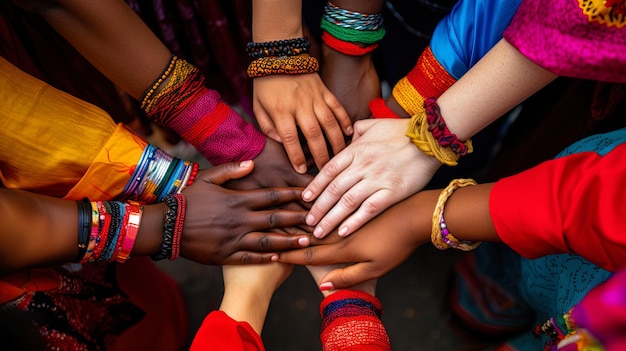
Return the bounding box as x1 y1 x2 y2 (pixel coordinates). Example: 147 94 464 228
190 311 265 351
320 290 391 351
490 142 626 273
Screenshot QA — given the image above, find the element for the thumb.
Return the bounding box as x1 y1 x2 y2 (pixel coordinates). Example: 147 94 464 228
201 160 255 185
319 262 381 291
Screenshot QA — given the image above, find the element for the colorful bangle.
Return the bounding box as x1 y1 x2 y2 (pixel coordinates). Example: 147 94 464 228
320 17 385 45
247 54 320 78
75 198 92 262
431 179 480 251
321 31 379 56
246 37 311 59
116 201 143 263
322 2 384 31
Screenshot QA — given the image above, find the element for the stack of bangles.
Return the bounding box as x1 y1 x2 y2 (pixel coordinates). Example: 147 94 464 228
405 97 473 166
74 144 198 263
246 37 319 78
320 2 384 56
75 194 187 263
430 178 480 251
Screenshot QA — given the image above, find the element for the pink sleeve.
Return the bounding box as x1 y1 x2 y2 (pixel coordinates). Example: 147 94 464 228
490 142 626 272
190 310 265 351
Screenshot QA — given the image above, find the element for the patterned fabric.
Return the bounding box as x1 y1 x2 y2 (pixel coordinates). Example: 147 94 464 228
503 0 626 83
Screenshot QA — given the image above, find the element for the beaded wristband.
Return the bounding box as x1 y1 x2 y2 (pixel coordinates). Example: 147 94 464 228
140 54 178 109
247 54 320 78
152 195 178 261
170 193 186 260
246 37 311 59
424 98 471 156
406 112 470 166
321 31 379 56
431 178 480 251
75 198 92 262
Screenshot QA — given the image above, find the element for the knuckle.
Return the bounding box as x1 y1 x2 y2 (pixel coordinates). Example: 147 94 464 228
281 131 299 145
258 236 270 250
360 199 380 215
303 124 323 139
304 247 314 264
326 181 343 197
265 189 280 204
268 212 278 228
339 192 359 210
239 253 251 264
320 160 340 177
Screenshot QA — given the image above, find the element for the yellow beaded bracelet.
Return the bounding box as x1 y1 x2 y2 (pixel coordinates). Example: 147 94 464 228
431 178 480 251
247 54 320 78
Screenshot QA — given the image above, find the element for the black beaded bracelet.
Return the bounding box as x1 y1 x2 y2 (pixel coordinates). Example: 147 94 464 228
246 37 311 59
75 198 92 262
151 195 178 261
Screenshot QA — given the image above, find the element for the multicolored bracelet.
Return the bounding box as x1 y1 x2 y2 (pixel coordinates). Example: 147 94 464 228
406 111 470 166
431 178 480 251
247 54 320 78
321 31 379 56
321 2 385 45
424 97 471 156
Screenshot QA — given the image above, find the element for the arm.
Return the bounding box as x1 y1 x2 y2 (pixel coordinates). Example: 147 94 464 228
0 161 311 275
251 0 352 173
305 38 557 238
319 0 384 122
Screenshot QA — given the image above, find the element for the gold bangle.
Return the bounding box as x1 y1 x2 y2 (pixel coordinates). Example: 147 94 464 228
247 54 320 78
431 178 480 251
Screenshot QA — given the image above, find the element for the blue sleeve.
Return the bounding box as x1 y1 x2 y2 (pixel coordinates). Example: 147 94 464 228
430 0 522 79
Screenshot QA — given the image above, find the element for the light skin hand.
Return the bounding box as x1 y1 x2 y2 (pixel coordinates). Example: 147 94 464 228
253 73 353 174
303 118 442 238
221 262 293 334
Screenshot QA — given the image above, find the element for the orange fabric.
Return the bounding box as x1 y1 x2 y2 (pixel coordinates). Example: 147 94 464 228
190 310 265 351
391 46 456 117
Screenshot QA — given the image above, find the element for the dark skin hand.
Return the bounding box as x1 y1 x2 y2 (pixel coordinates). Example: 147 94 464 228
320 0 384 123
0 161 311 274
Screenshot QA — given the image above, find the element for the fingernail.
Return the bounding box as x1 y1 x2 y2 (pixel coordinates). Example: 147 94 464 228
298 237 310 246
338 226 348 237
319 282 335 291
240 160 253 167
303 190 313 202
346 126 353 135
296 164 307 174
305 214 315 226
271 255 279 262
313 227 324 238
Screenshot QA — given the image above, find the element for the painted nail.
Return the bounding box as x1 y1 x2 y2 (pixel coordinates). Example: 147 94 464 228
319 282 335 291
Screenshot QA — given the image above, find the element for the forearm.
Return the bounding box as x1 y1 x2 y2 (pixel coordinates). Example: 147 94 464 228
35 0 171 100
252 0 303 41
219 287 272 335
0 188 165 274
437 39 557 141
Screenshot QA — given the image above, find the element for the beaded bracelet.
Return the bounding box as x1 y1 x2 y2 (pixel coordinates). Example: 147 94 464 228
246 37 311 59
247 54 320 78
323 2 384 31
431 179 480 251
170 193 186 260
140 54 178 110
406 112 471 166
152 195 178 261
75 198 92 262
